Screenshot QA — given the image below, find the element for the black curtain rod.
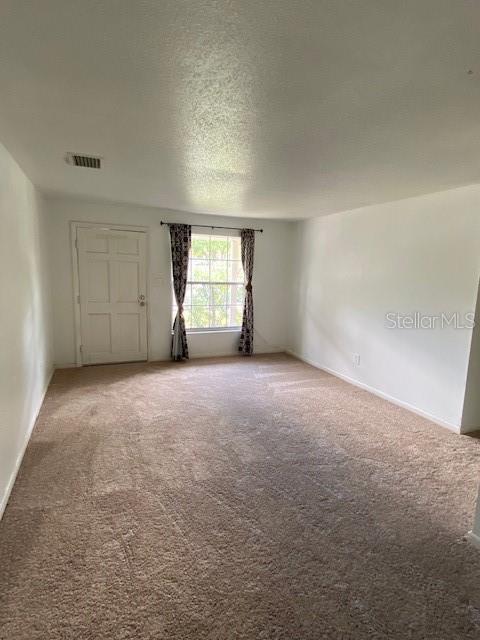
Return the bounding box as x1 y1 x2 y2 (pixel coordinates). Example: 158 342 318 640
160 221 263 233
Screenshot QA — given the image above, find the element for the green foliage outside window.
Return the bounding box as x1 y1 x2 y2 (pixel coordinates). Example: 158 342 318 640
173 234 245 330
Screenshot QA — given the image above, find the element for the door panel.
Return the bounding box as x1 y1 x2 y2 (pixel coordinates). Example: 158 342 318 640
88 314 112 352
77 227 148 364
117 261 140 302
116 236 140 255
86 234 109 253
117 313 141 351
87 260 110 302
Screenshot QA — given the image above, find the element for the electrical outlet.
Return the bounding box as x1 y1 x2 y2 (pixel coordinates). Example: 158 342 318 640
353 353 361 367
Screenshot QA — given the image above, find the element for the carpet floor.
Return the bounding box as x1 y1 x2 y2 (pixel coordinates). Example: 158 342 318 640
1 353 480 639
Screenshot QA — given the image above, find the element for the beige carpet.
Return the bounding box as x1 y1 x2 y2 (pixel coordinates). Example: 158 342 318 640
1 353 480 639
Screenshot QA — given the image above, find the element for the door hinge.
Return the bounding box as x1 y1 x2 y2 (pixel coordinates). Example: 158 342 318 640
75 237 78 250
77 294 80 304
79 344 83 353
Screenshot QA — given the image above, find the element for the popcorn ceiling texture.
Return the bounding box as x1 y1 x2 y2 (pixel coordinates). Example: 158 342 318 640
1 353 480 639
2 1 480 217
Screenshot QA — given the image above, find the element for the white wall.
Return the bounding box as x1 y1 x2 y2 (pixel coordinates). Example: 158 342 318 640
2 151 480 524
0 143 54 517
290 184 480 432
45 196 293 366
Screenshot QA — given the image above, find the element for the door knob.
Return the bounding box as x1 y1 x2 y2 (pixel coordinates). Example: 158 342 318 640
138 294 146 306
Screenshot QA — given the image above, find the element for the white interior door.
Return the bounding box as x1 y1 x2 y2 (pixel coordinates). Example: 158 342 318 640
77 227 148 364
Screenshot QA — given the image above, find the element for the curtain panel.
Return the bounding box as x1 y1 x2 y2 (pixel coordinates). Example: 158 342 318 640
169 223 192 360
239 228 255 355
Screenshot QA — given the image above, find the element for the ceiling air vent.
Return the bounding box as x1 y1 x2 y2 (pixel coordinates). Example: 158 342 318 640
65 152 102 169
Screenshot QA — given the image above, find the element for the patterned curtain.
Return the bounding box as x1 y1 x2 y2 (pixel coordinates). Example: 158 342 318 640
239 229 255 355
169 223 192 360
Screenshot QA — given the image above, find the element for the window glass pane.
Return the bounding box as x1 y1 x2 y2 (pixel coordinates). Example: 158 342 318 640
229 237 241 260
230 305 243 326
211 306 227 327
191 259 209 281
228 260 244 283
236 287 245 305
176 234 246 331
210 260 228 282
191 305 209 328
228 283 244 305
211 284 227 305
192 283 210 305
191 236 210 259
183 284 192 306
184 307 192 329
210 237 229 260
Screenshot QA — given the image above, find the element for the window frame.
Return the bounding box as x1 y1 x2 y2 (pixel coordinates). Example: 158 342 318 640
172 229 245 333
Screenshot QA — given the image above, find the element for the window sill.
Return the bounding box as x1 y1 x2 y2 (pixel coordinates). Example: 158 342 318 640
170 329 241 335
188 329 241 335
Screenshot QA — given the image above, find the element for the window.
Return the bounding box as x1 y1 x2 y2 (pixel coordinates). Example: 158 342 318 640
172 233 245 331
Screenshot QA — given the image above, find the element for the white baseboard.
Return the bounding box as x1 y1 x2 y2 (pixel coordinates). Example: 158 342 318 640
0 366 55 521
188 349 286 362
190 351 241 359
190 347 284 360
467 531 480 550
58 347 286 367
286 350 460 434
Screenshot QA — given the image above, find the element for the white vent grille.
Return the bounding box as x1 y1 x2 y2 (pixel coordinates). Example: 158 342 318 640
66 153 102 169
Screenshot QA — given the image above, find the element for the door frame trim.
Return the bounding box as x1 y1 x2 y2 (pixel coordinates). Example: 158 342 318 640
70 221 150 367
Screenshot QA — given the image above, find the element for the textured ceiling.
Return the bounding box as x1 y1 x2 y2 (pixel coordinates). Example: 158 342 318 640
1 1 480 219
